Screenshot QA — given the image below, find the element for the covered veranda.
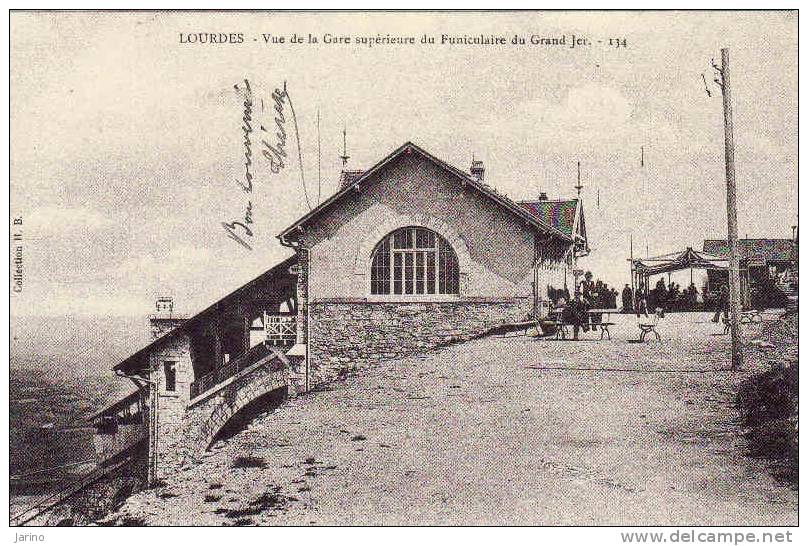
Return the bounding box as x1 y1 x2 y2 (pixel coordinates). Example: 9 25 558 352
114 255 300 399
631 247 730 309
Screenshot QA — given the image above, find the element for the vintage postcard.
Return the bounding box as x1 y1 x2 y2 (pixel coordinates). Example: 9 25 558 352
8 9 798 533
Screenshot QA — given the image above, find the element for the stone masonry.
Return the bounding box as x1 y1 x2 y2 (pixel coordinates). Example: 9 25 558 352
308 298 531 385
183 357 289 458
148 344 289 478
149 332 194 476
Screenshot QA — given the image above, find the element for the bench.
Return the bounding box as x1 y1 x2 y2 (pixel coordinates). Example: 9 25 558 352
547 319 614 340
540 319 575 340
598 321 616 340
637 309 663 342
589 309 617 340
740 310 763 324
546 319 569 340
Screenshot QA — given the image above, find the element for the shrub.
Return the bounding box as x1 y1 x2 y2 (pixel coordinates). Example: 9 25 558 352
231 456 266 469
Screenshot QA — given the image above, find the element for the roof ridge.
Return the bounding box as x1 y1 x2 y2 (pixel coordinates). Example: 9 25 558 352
518 198 578 203
705 238 794 241
278 141 573 243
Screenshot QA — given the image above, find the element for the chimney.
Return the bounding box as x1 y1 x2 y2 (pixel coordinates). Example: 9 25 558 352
155 296 173 315
538 192 548 201
339 169 364 190
150 297 186 340
470 159 485 182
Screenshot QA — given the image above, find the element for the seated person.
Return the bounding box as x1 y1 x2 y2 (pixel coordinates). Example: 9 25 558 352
561 293 590 340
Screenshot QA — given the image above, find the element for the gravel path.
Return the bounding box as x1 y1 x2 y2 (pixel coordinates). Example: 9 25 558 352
107 312 797 525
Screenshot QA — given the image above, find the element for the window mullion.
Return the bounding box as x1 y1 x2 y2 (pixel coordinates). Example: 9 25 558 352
421 250 427 294
432 242 438 295
372 229 458 298
438 241 443 294
388 235 393 295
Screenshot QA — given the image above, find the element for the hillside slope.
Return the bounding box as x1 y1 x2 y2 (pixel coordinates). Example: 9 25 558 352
102 313 797 526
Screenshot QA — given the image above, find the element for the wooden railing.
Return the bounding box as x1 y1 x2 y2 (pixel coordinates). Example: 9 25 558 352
264 313 296 346
189 342 286 400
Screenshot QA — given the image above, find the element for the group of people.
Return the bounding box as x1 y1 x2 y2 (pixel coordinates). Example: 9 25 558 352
548 272 617 309
621 279 702 316
579 272 619 309
547 272 616 340
645 278 700 311
546 271 735 339
546 267 780 337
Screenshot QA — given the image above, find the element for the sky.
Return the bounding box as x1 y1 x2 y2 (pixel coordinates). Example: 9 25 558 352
10 11 798 321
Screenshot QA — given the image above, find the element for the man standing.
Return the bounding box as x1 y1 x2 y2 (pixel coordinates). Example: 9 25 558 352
712 283 730 323
635 288 649 318
581 272 595 305
622 283 633 313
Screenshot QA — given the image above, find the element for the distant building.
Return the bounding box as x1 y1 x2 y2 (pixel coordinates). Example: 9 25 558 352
702 238 797 308
98 141 589 483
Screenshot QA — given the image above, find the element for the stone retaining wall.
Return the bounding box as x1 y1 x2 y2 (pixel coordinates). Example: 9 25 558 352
308 298 531 385
155 358 289 477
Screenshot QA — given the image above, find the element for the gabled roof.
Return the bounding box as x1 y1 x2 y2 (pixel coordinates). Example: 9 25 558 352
518 198 588 256
278 141 573 244
518 199 578 237
703 239 796 263
113 254 297 375
88 389 141 421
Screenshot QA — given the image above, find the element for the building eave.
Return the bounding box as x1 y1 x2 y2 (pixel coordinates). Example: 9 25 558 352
277 141 573 244
113 254 298 375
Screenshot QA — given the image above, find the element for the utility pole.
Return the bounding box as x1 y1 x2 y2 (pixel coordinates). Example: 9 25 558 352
715 47 743 370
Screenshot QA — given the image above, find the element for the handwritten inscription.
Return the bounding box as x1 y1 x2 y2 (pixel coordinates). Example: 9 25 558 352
222 79 256 251
261 82 289 174
223 79 300 251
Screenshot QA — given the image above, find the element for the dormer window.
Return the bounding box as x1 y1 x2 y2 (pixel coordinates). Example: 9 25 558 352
370 227 459 295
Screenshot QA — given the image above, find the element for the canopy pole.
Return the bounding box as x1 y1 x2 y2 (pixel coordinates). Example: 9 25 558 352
630 233 635 302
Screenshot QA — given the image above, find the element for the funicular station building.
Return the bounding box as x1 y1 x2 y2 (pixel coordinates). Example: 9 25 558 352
94 142 589 484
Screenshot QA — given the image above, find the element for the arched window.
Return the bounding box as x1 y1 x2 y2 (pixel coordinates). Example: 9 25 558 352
370 227 459 295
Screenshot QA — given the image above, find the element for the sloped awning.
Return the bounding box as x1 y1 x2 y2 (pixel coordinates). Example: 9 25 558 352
633 247 728 276
87 389 143 422
113 254 298 375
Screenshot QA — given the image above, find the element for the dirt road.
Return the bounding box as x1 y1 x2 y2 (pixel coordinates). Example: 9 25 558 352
108 312 797 525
